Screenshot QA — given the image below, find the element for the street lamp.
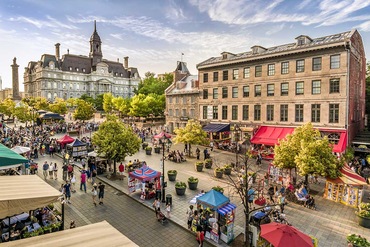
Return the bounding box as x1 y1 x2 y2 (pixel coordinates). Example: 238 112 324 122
234 124 241 170
159 132 171 203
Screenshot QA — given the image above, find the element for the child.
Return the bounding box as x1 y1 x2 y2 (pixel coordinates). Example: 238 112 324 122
166 204 171 218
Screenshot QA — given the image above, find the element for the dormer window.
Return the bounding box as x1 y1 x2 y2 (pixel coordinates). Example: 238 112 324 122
298 38 305 46
296 35 312 46
76 67 79 72
251 46 267 55
82 68 86 72
69 66 72 71
222 54 227 59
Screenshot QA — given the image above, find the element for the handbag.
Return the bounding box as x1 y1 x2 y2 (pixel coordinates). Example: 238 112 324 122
254 197 266 206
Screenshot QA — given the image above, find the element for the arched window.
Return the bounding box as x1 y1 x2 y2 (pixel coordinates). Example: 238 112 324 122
47 82 51 88
47 92 52 100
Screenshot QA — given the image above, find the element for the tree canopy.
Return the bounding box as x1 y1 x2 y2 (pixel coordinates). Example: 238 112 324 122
73 99 95 121
274 122 342 178
136 72 173 96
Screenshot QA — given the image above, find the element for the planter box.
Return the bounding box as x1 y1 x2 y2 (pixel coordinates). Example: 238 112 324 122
175 187 186 196
357 215 370 228
154 147 161 154
224 168 232 175
188 181 198 190
168 173 177 182
205 162 212 169
195 165 203 172
145 150 152 155
214 171 223 179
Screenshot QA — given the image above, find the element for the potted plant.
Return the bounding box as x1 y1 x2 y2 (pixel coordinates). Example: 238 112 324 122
142 142 149 150
154 145 161 154
167 170 177 182
145 146 152 155
214 167 224 178
356 202 370 228
347 233 370 247
212 185 224 194
175 181 187 196
223 164 232 175
195 161 204 172
188 176 199 190
205 158 213 169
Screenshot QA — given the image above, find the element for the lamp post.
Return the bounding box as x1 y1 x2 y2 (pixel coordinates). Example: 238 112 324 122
159 133 171 203
234 124 241 170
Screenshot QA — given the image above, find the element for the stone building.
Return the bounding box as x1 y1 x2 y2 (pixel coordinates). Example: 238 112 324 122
23 21 140 101
165 61 199 133
197 30 366 151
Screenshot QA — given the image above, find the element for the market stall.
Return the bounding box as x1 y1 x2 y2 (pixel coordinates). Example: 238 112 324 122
67 139 87 159
1 221 138 247
128 166 161 200
0 144 28 169
57 135 75 145
323 164 367 208
196 189 236 244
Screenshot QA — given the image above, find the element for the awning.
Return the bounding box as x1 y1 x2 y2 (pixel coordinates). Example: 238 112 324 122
217 203 237 216
250 126 295 146
0 176 61 219
2 221 139 247
319 129 347 153
0 144 29 167
327 164 367 185
203 124 230 133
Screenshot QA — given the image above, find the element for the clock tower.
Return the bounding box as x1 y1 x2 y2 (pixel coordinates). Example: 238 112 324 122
89 20 103 69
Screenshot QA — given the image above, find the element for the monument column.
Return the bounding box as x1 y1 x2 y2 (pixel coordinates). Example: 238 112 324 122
11 57 21 100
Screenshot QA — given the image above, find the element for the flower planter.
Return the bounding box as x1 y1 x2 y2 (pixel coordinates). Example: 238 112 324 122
188 181 198 190
168 173 177 182
154 147 161 154
145 149 152 155
214 171 223 179
357 215 370 228
205 160 213 169
223 168 232 175
175 187 186 196
196 165 203 172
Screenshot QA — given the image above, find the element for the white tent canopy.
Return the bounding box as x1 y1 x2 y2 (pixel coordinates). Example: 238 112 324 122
11 146 31 154
0 176 61 219
2 221 138 247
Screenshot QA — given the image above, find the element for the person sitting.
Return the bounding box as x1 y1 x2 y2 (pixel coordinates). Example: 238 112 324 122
298 184 308 198
294 189 308 206
306 196 316 210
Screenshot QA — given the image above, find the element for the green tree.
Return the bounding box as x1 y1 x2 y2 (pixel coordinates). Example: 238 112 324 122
112 97 131 117
92 115 141 175
48 98 68 115
13 105 33 126
73 99 95 121
80 94 95 105
94 94 104 111
129 94 149 117
0 98 16 118
173 120 209 156
136 72 173 96
103 93 115 114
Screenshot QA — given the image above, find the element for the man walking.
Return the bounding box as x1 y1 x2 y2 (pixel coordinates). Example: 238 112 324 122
62 163 68 181
80 171 87 193
203 148 208 160
42 161 49 180
98 182 105 205
63 181 72 204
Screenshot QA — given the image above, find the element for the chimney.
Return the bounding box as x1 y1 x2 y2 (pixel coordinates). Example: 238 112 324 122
117 58 119 62
124 56 129 68
55 43 60 60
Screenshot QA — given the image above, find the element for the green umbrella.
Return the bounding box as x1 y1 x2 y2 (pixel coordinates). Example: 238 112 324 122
0 144 29 167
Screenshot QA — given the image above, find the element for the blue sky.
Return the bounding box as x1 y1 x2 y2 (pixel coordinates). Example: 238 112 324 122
1 0 370 91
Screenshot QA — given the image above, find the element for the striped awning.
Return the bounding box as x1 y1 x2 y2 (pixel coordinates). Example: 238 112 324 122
217 203 237 216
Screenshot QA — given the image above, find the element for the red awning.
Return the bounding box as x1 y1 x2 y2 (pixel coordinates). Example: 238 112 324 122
327 164 367 185
319 129 347 153
250 126 295 146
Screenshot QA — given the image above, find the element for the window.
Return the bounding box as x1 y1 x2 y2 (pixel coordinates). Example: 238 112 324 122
330 55 340 69
191 96 195 103
242 105 249 120
296 81 304 95
266 105 274 121
76 67 79 72
311 104 321 122
267 64 275 76
213 72 219 82
312 57 322 71
281 82 288 96
232 105 238 120
82 68 86 72
312 80 321 94
176 97 179 104
280 105 288 122
63 83 66 89
203 89 208 99
222 106 228 120
213 106 218 119
330 79 340 93
255 85 261 97
254 105 261 121
203 73 208 83
182 96 187 104
222 87 228 98
281 62 289 74
295 104 304 122
69 66 73 71
243 86 250 97
182 109 186 116
203 106 207 119
329 104 339 123
213 88 218 99
232 87 238 98
222 70 228 80
169 97 173 103
243 67 250 78
267 84 274 96
190 109 195 117
233 69 239 80
175 109 179 116
296 59 305 73
255 65 262 77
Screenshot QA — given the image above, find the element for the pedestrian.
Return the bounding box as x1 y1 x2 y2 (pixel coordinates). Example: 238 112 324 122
248 188 255 208
196 225 205 247
119 162 125 180
42 161 49 180
186 205 194 229
166 204 171 218
67 163 73 180
25 160 30 175
91 184 98 206
210 141 214 151
203 148 208 160
80 171 87 193
184 143 188 154
62 163 68 181
196 147 200 160
152 197 161 212
98 182 105 205
278 193 286 213
91 169 97 185
53 163 58 180
63 181 72 204
70 173 76 193
49 162 54 178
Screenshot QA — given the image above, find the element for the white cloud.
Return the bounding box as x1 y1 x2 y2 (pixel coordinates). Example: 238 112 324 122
9 15 78 29
165 0 188 23
266 24 285 35
110 33 123 40
357 20 370 31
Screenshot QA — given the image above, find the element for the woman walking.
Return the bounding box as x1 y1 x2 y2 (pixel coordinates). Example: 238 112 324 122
53 163 58 180
91 183 98 206
196 225 205 247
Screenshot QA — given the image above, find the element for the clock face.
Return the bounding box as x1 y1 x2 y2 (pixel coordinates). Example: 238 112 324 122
100 68 104 74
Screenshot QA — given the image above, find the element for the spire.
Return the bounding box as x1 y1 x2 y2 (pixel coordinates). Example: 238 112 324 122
94 20 96 32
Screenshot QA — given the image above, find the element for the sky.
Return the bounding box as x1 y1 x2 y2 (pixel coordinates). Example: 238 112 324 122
1 0 370 91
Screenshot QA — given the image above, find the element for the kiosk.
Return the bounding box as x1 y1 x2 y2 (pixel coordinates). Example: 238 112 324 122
128 166 161 200
67 139 87 159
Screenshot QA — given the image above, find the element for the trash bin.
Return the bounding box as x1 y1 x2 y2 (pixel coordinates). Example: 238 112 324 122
166 194 172 205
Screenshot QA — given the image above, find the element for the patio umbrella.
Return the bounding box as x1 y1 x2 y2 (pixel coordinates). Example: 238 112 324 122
153 132 172 139
0 144 28 167
260 223 313 247
11 146 31 154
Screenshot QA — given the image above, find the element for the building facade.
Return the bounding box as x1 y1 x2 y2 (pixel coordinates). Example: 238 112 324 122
165 61 199 133
23 21 140 101
197 30 366 150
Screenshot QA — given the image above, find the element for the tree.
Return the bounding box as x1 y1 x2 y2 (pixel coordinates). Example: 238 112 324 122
73 99 95 121
112 97 131 117
48 98 68 115
92 115 141 175
103 93 115 114
94 94 104 111
0 98 16 118
129 94 149 117
80 94 95 105
13 105 33 126
136 72 173 96
173 120 209 156
274 122 342 182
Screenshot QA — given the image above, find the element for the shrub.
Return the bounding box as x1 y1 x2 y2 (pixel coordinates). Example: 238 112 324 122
188 176 199 183
145 146 152 151
347 234 370 247
168 170 177 175
175 181 187 188
212 185 224 193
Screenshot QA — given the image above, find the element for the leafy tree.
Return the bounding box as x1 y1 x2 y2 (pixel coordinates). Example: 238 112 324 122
94 94 104 111
173 120 209 156
73 99 95 121
48 98 68 115
80 94 95 105
112 97 131 117
32 97 50 110
103 93 115 113
129 94 149 117
0 98 16 118
136 72 173 96
92 115 141 175
274 122 342 181
13 105 33 126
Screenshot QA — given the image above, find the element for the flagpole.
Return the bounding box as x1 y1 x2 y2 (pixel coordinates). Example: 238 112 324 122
181 53 184 62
